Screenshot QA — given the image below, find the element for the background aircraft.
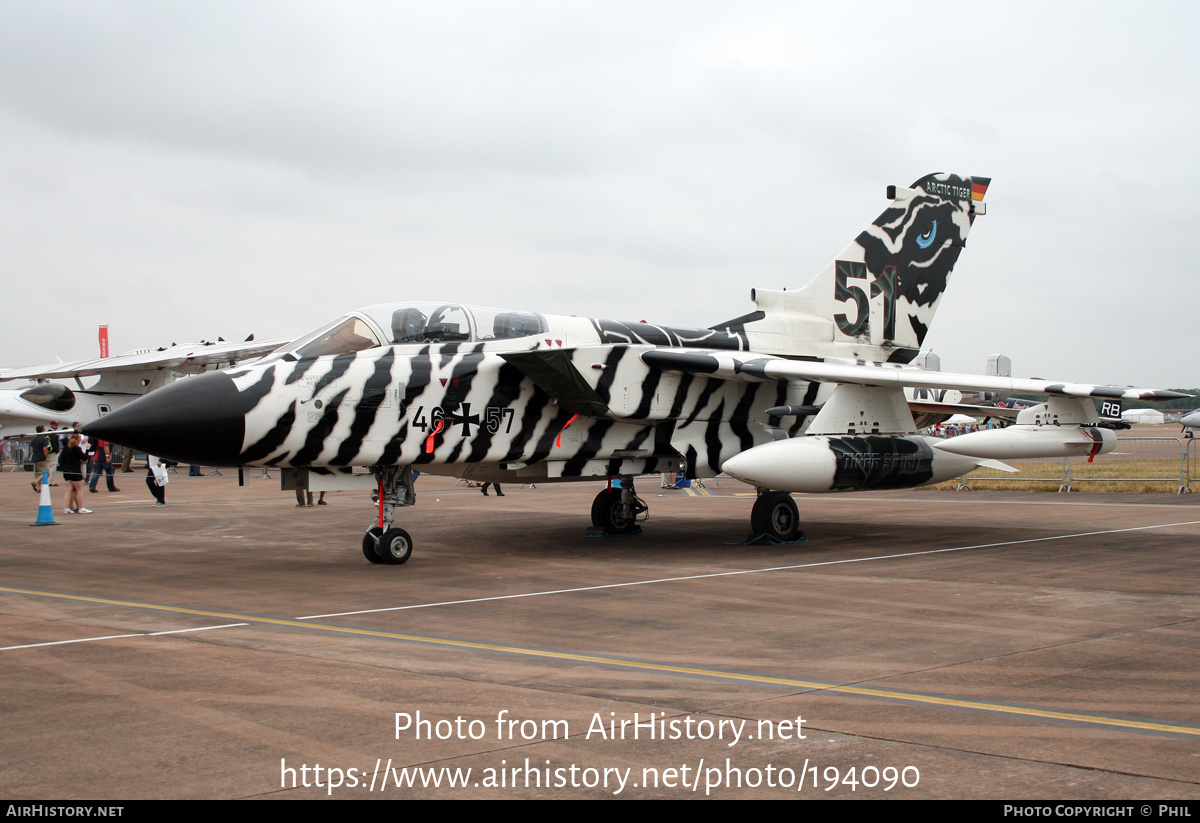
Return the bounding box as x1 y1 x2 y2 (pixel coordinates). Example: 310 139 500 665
87 173 1186 564
0 337 283 438
906 352 1017 428
1183 409 1200 436
908 368 1132 431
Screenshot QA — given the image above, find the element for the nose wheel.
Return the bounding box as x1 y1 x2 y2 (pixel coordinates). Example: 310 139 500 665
362 526 385 563
364 525 415 564
370 527 413 564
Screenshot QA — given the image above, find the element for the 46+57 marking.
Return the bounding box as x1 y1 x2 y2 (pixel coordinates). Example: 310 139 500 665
407 404 514 436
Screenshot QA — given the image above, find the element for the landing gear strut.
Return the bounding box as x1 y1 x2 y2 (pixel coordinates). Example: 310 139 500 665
363 466 417 564
749 490 803 543
588 476 647 535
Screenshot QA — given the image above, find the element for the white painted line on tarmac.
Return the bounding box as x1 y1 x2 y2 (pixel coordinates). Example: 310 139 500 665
0 622 249 651
1 632 146 651
297 519 1200 619
147 622 249 635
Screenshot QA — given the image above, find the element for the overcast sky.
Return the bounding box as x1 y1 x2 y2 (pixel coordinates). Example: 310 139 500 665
2 1 1196 387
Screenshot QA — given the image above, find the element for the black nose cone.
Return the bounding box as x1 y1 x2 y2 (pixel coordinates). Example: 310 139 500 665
84 371 245 466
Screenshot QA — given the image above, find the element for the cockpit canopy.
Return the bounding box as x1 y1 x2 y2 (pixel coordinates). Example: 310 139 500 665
20 383 76 412
281 302 547 359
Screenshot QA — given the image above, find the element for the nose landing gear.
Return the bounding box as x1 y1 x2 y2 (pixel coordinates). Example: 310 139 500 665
363 466 417 564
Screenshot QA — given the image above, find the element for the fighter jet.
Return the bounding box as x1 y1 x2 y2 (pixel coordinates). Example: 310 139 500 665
1182 409 1200 436
0 337 284 437
86 173 1187 564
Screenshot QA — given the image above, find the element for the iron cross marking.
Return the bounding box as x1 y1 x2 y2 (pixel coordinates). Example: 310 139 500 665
445 403 481 436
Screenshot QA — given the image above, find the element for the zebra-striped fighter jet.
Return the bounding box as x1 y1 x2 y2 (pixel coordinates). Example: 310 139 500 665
86 174 1186 564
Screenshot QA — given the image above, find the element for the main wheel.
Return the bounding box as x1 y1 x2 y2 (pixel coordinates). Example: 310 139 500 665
590 488 638 534
750 491 801 542
362 526 384 564
374 527 414 564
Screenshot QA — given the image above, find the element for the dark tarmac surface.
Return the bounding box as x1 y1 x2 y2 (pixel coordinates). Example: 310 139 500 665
2 469 1199 799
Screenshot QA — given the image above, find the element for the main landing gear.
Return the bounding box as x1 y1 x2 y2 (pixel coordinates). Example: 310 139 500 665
585 476 803 544
588 476 648 536
362 466 416 564
749 489 803 543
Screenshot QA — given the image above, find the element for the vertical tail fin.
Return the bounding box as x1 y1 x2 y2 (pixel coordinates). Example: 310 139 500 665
738 173 989 362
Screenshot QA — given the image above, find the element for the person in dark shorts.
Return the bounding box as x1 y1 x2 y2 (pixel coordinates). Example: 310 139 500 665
58 434 90 514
